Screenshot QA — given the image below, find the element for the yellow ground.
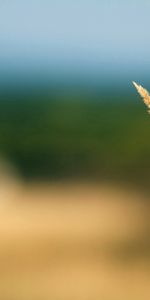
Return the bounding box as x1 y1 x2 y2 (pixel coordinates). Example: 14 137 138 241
0 178 149 300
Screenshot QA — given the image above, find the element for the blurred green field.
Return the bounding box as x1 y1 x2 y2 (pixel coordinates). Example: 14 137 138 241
0 90 150 299
0 90 150 187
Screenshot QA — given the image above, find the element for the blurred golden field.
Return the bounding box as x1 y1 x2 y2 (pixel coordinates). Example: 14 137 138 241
0 170 149 300
0 85 150 300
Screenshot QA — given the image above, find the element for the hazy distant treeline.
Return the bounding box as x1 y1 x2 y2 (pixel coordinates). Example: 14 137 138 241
0 91 149 186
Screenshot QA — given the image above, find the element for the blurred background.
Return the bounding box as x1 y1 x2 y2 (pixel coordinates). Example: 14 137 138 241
0 0 150 186
0 1 150 299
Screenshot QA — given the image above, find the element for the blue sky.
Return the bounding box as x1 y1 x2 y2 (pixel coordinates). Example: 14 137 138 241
0 0 150 82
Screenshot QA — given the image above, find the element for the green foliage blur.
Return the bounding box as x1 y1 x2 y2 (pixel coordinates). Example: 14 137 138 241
0 89 150 186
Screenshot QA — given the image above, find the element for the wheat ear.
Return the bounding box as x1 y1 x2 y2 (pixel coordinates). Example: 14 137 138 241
132 81 150 113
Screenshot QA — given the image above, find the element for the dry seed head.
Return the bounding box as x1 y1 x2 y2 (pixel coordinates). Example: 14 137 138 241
132 81 150 111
